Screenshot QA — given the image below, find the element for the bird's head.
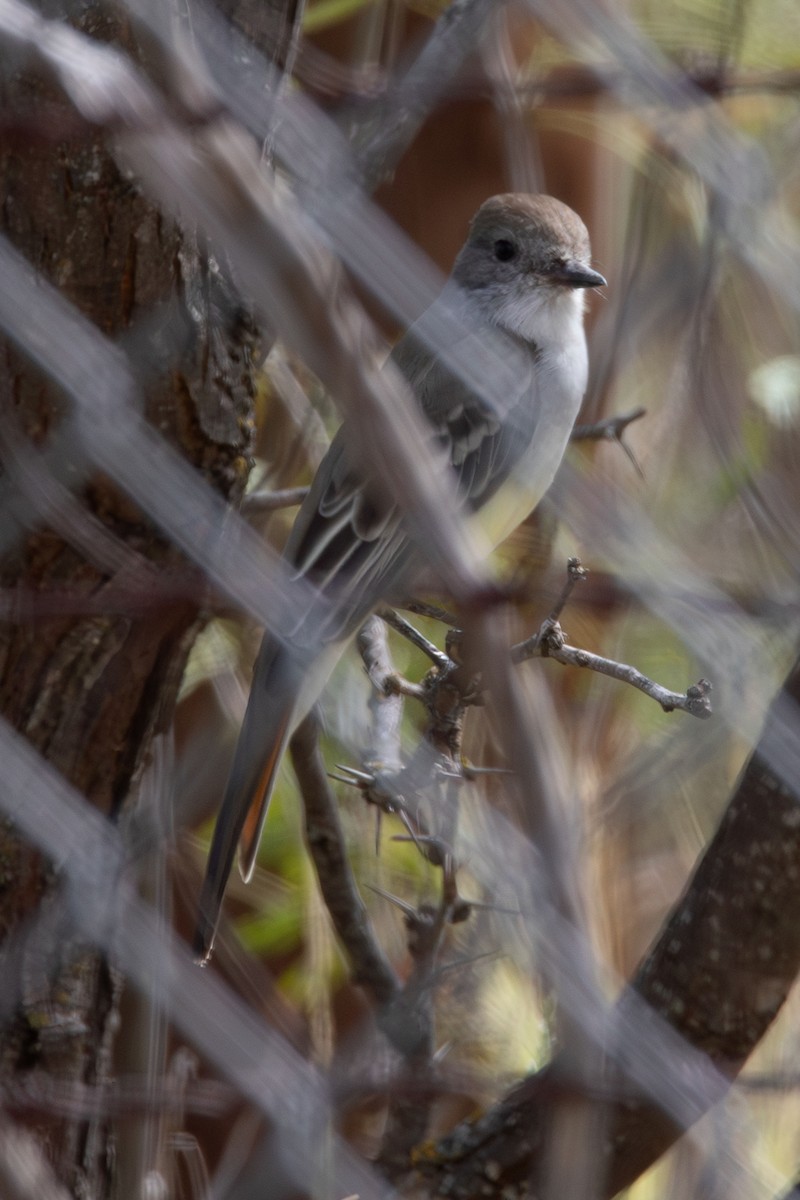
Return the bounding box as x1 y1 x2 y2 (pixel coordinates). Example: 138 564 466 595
452 193 606 343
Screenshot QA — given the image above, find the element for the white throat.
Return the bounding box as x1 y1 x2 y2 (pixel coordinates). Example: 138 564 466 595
493 285 586 348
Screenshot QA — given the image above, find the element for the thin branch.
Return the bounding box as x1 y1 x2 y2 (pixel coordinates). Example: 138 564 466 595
513 622 713 718
292 708 454 1162
572 407 646 477
507 65 800 103
378 606 452 671
357 614 404 772
509 557 713 718
545 556 589 625
353 621 480 1172
293 697 448 1173
242 485 309 513
401 598 459 626
413 633 800 1198
571 406 646 442
289 715 399 1010
376 847 456 1175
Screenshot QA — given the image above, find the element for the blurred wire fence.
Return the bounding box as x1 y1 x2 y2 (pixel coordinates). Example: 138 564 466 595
1 0 800 1198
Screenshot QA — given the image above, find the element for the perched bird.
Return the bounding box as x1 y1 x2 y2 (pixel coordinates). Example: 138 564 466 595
194 193 605 961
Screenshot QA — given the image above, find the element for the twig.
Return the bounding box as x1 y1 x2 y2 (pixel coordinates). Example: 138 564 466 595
400 598 459 626
510 558 713 718
353 619 478 1173
357 614 404 773
242 485 309 513
378 607 452 671
546 557 589 625
572 407 646 478
513 624 713 719
506 558 587 656
377 890 451 1176
571 406 646 442
289 716 399 1009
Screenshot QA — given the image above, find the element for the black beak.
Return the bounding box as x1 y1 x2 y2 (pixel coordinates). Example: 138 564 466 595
549 261 607 289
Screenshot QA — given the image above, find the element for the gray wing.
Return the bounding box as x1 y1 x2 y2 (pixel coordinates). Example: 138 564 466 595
392 326 538 512
284 325 537 640
283 424 411 639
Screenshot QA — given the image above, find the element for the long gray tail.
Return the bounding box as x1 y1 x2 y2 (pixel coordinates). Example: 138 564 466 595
193 637 298 963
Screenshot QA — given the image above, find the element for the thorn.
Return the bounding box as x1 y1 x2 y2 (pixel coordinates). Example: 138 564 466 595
462 764 514 779
393 813 427 856
365 883 419 917
334 764 374 782
619 437 645 480
392 830 448 867
458 898 521 916
433 949 500 979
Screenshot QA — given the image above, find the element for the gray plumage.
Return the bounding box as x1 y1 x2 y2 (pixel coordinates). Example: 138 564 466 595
194 193 605 962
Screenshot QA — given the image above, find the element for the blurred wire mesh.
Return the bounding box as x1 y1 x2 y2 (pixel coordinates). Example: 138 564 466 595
1 0 800 1197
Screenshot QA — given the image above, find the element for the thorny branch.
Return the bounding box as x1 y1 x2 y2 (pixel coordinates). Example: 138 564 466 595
290 715 399 1010
291 629 475 1169
386 559 713 725
353 623 477 1174
292 615 480 1173
343 557 714 950
315 558 714 1165
357 615 405 773
411 653 800 1199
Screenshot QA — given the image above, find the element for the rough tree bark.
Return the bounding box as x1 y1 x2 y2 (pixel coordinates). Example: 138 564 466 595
0 7 264 1194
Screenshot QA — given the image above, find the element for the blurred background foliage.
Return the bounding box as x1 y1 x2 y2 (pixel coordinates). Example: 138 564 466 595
167 0 800 1193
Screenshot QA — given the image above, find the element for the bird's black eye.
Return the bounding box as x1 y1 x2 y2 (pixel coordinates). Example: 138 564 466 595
493 238 516 262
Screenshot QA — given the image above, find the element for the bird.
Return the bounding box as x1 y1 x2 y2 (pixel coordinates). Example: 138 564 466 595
194 193 606 961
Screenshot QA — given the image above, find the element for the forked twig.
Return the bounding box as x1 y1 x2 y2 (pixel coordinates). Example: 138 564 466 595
572 406 646 477
571 406 646 442
511 557 713 719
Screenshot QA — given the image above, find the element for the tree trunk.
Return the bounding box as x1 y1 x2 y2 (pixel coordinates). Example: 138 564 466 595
0 8 257 1193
